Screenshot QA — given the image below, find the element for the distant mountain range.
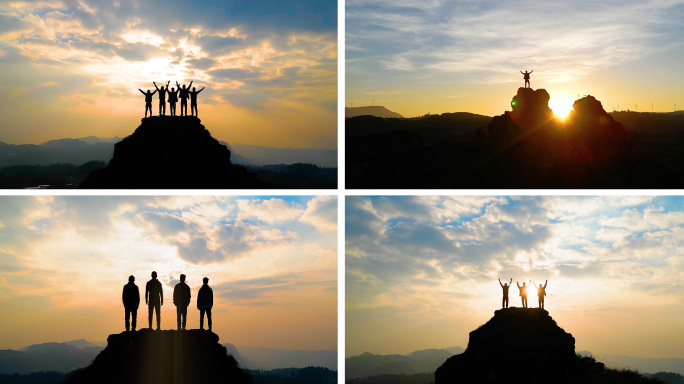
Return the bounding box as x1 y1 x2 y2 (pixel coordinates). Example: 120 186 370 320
225 344 337 370
345 106 404 119
0 338 336 375
347 347 684 379
0 137 336 169
346 347 464 379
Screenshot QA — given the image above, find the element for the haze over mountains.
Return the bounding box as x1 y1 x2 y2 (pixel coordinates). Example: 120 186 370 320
0 338 336 375
0 137 336 169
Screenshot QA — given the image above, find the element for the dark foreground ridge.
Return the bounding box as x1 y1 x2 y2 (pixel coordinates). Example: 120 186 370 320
79 116 260 188
63 329 253 384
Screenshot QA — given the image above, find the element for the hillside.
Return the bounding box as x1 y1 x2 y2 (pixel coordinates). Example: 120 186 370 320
345 106 404 119
346 88 684 188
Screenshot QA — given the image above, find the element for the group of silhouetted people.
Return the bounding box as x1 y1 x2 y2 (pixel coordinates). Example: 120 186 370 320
122 271 214 332
498 278 547 309
139 80 205 118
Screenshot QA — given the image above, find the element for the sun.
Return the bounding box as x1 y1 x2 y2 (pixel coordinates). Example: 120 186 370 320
549 90 577 119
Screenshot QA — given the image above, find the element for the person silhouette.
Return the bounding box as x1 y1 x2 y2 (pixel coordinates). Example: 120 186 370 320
197 277 213 331
138 88 158 118
145 271 163 330
498 278 513 308
167 87 180 116
521 70 533 88
173 274 191 330
153 80 170 116
189 86 205 117
533 280 548 309
177 81 193 116
517 280 531 308
122 275 140 332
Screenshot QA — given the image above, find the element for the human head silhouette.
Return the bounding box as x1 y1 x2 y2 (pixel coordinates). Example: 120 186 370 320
182 85 186 89
129 275 135 283
151 271 157 279
192 87 196 91
203 277 209 285
146 90 151 94
523 282 526 286
161 86 165 91
180 274 186 282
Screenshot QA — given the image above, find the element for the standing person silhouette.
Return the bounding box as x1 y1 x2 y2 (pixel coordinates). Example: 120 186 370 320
122 275 140 332
521 70 533 88
145 271 163 330
533 280 548 309
517 280 531 308
177 81 193 116
197 277 213 331
153 80 170 116
167 87 180 116
498 278 513 308
138 88 157 118
189 86 205 117
173 274 191 330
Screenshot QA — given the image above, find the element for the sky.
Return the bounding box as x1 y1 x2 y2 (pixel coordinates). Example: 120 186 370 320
346 0 684 118
346 196 684 359
0 195 337 351
0 0 337 149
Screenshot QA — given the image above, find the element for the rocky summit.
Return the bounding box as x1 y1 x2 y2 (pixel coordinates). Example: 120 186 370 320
79 116 259 188
435 308 577 384
63 329 253 384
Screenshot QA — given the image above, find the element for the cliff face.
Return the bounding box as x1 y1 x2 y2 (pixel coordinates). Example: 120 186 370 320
435 308 577 384
63 329 253 384
79 116 259 188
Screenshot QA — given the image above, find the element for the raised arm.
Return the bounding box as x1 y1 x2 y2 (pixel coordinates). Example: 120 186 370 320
166 80 170 88
509 278 513 286
198 86 205 93
530 70 533 74
532 281 538 288
139 89 145 95
153 81 159 91
188 80 193 89
176 81 180 88
517 282 521 288
520 70 524 74
499 278 503 288
543 280 548 289
151 89 157 95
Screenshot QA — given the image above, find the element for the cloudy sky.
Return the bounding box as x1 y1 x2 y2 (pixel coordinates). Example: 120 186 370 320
346 0 684 118
346 196 684 359
0 195 337 351
0 0 336 149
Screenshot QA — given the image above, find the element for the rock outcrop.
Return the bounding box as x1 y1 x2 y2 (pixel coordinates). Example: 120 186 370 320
435 308 577 384
79 116 260 188
63 329 253 384
488 88 554 135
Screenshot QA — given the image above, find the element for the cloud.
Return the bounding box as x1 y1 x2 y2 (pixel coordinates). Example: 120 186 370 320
236 198 304 224
347 0 684 86
299 196 337 232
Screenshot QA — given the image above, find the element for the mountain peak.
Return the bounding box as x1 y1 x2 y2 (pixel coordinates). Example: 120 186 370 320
435 308 577 383
63 329 253 384
79 116 260 188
